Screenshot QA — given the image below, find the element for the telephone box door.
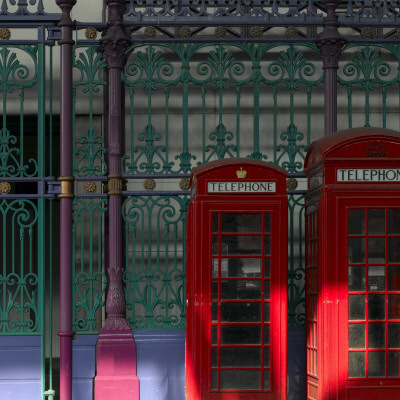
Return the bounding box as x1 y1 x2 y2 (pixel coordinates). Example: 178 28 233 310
339 199 400 397
185 159 287 400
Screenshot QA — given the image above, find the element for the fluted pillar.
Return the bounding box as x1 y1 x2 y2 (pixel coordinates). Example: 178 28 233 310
94 2 139 399
55 1 76 400
316 0 346 136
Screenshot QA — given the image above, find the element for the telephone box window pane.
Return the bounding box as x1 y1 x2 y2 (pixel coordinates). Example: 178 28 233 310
388 323 400 348
368 209 386 234
264 214 271 233
211 370 218 390
213 214 218 232
212 237 219 255
213 259 219 278
264 236 271 255
264 303 270 322
221 303 261 322
349 295 365 320
368 294 385 320
264 325 270 344
264 259 271 277
221 213 261 233
388 209 400 234
368 323 386 348
221 325 261 344
348 238 365 263
389 294 400 320
221 280 261 300
264 370 270 389
389 238 400 263
212 326 218 344
368 266 385 292
242 258 261 277
264 281 270 300
212 348 218 367
368 238 385 263
221 236 261 255
348 266 366 292
368 352 385 377
225 259 244 278
220 370 261 390
212 303 218 322
220 348 260 367
349 352 365 377
389 266 400 291
264 347 270 367
349 209 365 235
349 324 365 348
388 352 400 377
212 282 218 300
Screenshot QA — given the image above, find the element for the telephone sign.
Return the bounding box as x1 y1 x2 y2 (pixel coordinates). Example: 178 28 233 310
185 159 288 400
304 128 400 400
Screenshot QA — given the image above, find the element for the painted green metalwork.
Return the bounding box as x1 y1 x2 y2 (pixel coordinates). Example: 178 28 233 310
73 46 107 177
123 195 189 329
72 198 108 333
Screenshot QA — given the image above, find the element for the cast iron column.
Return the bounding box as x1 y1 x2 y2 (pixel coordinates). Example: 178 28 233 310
317 0 346 136
55 1 76 400
95 1 139 398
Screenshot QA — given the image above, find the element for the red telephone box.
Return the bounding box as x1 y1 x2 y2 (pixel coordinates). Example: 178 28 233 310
304 127 400 400
185 159 288 400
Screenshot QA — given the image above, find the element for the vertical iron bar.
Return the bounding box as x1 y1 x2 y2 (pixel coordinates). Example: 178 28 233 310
55 2 77 400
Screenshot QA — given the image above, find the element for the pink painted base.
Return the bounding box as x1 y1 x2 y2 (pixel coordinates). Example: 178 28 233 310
95 329 139 400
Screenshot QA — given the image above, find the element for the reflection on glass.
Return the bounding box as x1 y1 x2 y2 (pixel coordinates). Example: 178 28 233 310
211 370 218 390
349 324 365 349
265 214 271 233
264 303 270 322
348 209 365 235
212 236 219 255
212 348 218 367
221 348 260 367
264 280 270 300
389 237 400 263
389 266 400 291
389 294 400 320
349 295 365 320
368 352 385 377
368 266 385 292
220 370 261 390
368 238 385 263
221 280 261 300
265 259 271 277
213 258 219 278
212 303 218 322
389 209 400 234
212 326 218 344
264 236 271 255
369 294 385 320
264 370 270 390
389 352 400 377
264 347 270 367
368 209 385 234
213 213 218 233
348 266 365 292
264 325 270 345
349 352 365 377
221 325 261 344
388 323 400 349
348 238 365 263
221 213 261 233
368 323 385 348
241 258 261 277
221 235 261 255
221 303 261 322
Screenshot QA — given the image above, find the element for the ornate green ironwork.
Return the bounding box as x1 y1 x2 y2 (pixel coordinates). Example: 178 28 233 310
0 46 39 177
123 195 189 329
73 46 107 177
0 199 39 334
72 198 108 333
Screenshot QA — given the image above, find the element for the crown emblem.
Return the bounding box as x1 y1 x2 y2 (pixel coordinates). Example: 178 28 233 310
236 167 247 179
365 142 387 158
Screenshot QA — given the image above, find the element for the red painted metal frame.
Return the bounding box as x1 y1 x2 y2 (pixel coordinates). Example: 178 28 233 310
185 159 288 400
304 127 400 400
